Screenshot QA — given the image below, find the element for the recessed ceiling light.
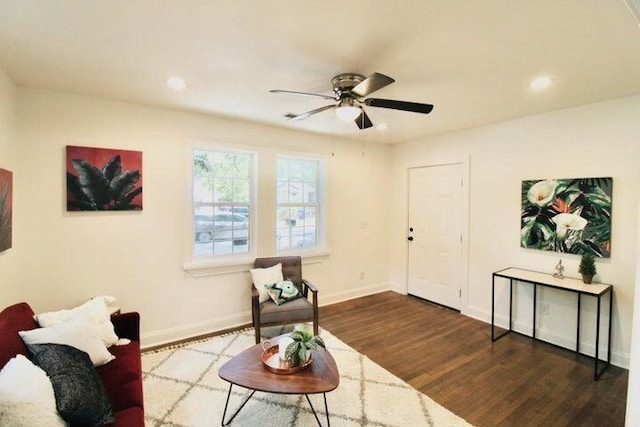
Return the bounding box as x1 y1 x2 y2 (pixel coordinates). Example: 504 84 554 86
529 76 552 91
166 76 186 90
376 123 388 131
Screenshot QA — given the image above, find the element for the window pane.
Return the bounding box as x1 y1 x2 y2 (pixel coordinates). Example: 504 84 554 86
277 160 288 181
213 178 231 202
277 206 292 226
303 182 316 203
300 207 316 226
211 152 245 178
302 160 318 181
276 226 291 250
287 182 303 203
276 182 288 203
193 149 252 257
232 179 250 203
231 206 250 218
276 156 322 252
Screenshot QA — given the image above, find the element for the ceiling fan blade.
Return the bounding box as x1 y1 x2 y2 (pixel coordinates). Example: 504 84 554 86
270 89 337 101
364 98 434 114
354 110 373 129
285 104 336 121
351 73 395 98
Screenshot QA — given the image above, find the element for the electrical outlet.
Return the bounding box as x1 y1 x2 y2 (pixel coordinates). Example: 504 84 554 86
539 303 550 315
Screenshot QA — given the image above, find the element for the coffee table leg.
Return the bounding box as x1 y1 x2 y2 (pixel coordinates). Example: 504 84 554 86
324 393 330 427
304 393 330 427
221 383 256 426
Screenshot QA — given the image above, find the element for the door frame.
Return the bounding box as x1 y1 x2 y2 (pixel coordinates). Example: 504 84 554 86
405 157 470 314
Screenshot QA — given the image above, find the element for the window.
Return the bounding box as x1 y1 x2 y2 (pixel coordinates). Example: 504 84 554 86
276 156 322 251
192 148 253 257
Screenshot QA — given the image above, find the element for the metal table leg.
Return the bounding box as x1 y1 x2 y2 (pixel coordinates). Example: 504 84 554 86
492 275 512 342
304 393 330 427
577 294 581 353
594 289 614 381
533 283 537 339
221 384 256 426
594 294 601 380
491 274 496 340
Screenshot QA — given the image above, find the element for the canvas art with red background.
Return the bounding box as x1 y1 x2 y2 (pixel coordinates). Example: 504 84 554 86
0 168 12 252
66 145 143 211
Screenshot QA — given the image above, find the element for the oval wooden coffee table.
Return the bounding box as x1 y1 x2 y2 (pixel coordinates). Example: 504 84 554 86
218 339 339 426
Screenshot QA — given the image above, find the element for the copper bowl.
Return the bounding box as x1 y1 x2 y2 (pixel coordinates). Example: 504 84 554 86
262 345 313 375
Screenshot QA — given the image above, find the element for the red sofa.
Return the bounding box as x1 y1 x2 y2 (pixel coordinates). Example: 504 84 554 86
0 302 144 426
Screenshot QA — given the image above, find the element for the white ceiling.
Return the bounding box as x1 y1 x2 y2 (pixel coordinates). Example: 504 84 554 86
1 1 639 144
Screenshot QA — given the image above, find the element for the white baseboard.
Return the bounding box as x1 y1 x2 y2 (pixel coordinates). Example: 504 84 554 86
141 311 251 349
141 281 392 349
466 304 629 369
319 281 392 306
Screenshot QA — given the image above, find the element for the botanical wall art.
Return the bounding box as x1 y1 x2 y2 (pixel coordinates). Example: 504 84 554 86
0 168 12 252
521 177 612 257
66 145 143 211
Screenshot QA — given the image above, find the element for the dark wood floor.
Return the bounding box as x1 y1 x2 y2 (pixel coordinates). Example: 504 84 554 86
320 291 628 427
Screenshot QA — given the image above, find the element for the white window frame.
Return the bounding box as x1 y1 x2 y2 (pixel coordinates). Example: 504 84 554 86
189 145 257 262
183 143 329 277
276 154 326 254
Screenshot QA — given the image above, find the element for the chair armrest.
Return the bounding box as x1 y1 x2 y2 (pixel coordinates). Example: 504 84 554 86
302 279 318 293
110 312 140 342
251 284 261 309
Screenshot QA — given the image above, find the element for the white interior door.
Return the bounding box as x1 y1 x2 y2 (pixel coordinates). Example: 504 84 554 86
407 164 463 310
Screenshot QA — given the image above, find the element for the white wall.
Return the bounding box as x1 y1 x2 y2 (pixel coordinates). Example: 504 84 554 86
0 68 15 161
390 95 640 368
0 68 17 290
5 87 392 347
4 77 639 369
626 198 640 425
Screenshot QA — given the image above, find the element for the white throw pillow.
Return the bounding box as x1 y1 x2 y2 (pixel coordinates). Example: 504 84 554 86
0 354 67 427
35 296 119 347
19 309 115 367
250 263 284 303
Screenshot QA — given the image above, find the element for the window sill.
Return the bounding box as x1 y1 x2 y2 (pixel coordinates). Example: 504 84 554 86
183 250 331 278
283 249 332 265
183 256 255 278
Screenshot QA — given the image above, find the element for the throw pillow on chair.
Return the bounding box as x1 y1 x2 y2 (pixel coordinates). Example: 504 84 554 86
266 280 300 305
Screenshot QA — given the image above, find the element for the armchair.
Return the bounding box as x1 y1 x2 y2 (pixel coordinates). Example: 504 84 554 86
251 256 319 344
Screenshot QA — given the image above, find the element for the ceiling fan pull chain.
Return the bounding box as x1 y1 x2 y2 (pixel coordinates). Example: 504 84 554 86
330 132 335 157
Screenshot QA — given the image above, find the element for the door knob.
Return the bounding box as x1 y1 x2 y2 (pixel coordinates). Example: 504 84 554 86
407 236 414 241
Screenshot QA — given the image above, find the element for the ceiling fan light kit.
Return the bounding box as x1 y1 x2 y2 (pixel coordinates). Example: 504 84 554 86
270 72 434 130
335 98 361 122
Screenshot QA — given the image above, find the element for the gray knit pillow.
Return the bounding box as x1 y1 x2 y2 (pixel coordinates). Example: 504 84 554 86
27 343 115 426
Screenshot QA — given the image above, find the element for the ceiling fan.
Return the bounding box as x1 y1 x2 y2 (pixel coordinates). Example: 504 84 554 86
269 72 434 129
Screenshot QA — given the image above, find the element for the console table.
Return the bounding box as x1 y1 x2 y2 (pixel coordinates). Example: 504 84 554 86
491 267 613 380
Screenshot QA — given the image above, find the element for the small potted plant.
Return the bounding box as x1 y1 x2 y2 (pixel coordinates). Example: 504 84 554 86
285 324 325 367
579 253 597 284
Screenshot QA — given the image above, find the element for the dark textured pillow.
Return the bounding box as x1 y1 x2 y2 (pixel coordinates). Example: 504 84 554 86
26 343 115 427
266 280 300 305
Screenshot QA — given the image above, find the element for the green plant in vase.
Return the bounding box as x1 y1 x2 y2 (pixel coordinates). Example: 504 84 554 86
285 324 325 367
579 253 597 284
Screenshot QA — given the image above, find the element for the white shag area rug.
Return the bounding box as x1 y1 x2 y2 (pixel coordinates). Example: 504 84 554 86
142 328 473 427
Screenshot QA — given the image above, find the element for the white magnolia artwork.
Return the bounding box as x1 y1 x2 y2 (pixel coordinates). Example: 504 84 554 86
521 177 612 258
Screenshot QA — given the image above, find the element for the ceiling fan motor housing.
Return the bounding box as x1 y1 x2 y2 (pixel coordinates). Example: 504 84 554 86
332 73 365 97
